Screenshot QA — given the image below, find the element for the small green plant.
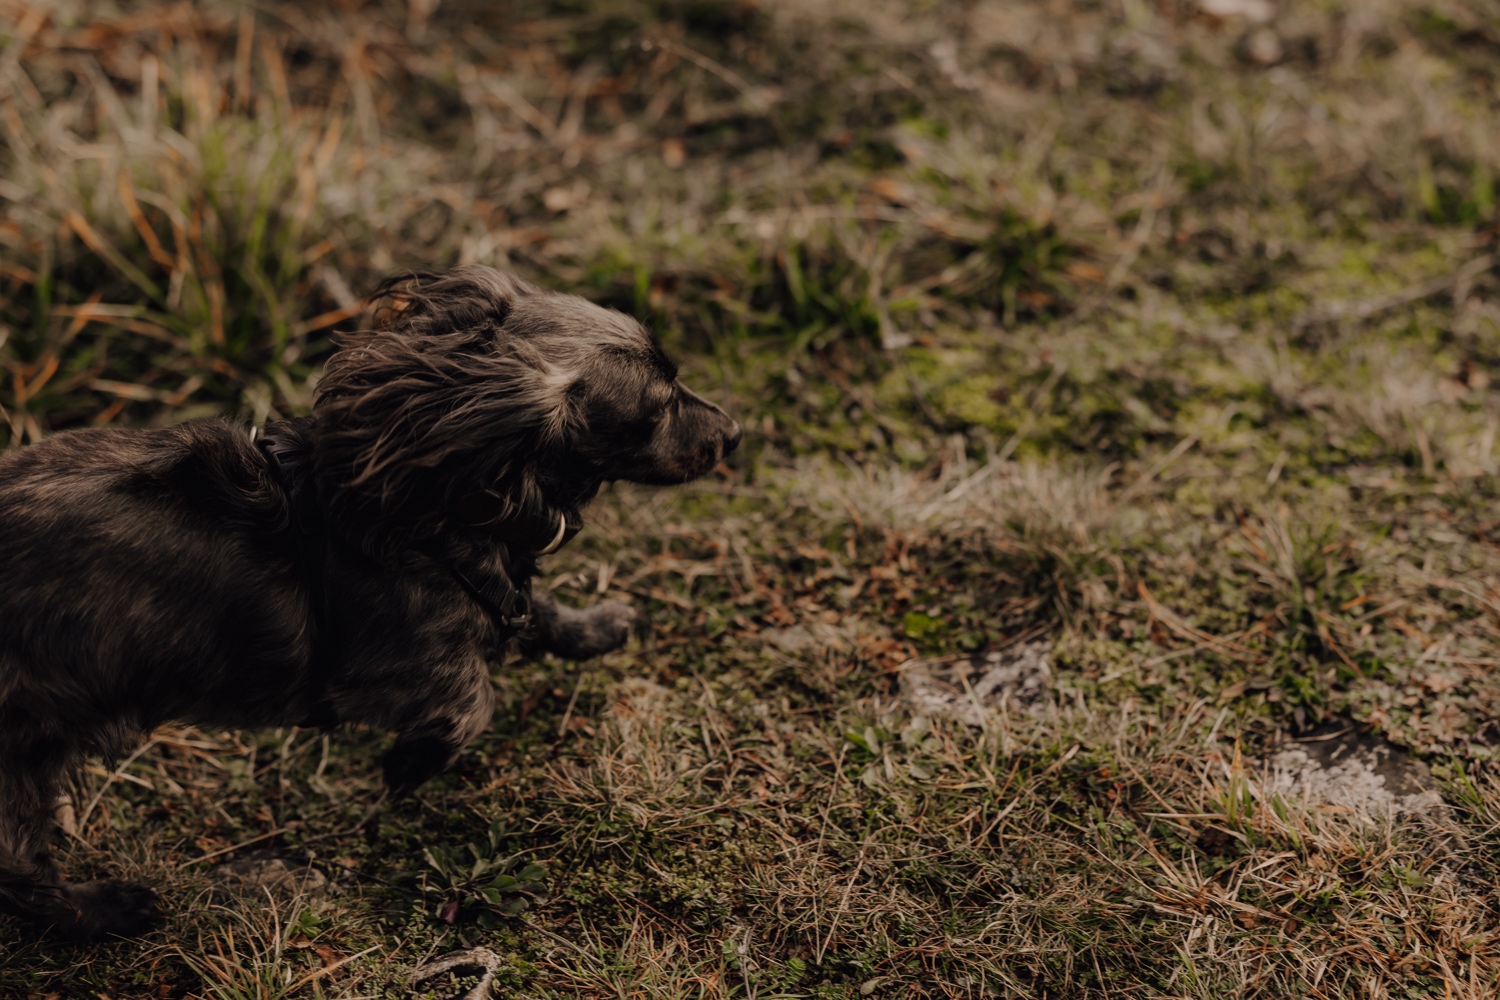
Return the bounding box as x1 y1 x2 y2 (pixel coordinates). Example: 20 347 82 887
419 820 548 929
901 610 947 651
982 207 1083 325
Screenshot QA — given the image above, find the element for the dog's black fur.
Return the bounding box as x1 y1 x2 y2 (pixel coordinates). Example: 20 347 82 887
0 266 740 938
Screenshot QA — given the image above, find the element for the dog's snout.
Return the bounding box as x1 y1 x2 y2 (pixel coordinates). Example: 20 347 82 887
724 420 743 455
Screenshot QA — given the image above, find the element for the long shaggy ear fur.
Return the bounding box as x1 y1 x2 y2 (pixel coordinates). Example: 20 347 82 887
311 268 591 549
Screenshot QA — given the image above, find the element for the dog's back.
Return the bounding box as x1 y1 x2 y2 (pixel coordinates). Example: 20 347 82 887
0 420 319 742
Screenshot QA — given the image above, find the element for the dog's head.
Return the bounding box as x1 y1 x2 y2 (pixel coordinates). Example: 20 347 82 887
312 265 740 549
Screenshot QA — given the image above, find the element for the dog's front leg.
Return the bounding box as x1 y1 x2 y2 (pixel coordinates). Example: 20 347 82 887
382 730 466 797
369 657 496 798
522 591 635 660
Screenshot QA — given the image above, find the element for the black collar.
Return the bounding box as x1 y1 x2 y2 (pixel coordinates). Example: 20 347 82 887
256 416 321 545
255 416 337 727
256 418 543 645
421 541 532 639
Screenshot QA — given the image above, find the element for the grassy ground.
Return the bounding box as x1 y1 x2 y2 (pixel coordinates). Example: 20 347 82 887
3 0 1500 995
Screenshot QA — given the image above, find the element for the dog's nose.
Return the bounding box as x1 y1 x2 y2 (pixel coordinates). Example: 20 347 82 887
724 420 743 455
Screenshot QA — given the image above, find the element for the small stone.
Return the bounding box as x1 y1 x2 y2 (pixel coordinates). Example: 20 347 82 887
1198 0 1275 22
409 947 502 1000
764 623 851 654
1240 27 1283 66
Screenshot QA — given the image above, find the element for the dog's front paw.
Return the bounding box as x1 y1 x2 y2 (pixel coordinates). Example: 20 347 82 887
383 735 456 797
562 601 635 659
52 879 158 939
587 600 636 652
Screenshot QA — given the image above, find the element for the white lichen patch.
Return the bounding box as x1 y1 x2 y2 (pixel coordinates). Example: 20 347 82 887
899 642 1052 726
1258 729 1446 822
212 857 328 893
763 622 854 655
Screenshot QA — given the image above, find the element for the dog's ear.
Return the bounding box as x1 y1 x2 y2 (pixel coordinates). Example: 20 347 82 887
364 269 520 346
310 268 592 552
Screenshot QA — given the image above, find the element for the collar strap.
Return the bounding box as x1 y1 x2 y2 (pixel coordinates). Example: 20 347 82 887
425 546 531 638
258 424 534 643
256 416 342 727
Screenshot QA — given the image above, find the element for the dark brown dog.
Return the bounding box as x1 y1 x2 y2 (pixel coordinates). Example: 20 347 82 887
0 266 740 938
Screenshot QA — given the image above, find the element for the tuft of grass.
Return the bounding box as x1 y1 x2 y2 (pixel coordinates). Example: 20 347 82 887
0 8 362 439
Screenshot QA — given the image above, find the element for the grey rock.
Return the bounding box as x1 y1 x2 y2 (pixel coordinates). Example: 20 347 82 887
764 623 852 655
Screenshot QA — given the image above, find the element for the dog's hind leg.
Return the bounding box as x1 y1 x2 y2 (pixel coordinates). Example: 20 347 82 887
0 737 73 924
522 591 635 660
0 736 157 938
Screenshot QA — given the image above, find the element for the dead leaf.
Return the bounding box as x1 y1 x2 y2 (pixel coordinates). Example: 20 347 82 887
867 177 914 204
